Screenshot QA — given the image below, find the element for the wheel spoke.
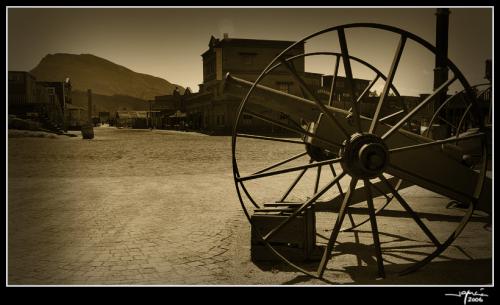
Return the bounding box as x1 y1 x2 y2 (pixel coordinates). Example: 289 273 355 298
379 175 441 247
237 133 305 145
346 209 356 228
369 35 407 134
253 152 308 175
364 180 386 278
314 165 322 194
456 103 473 136
382 76 457 140
347 75 380 113
357 75 380 103
389 132 484 154
337 28 362 132
379 109 405 123
425 92 462 137
243 109 342 149
279 58 350 139
329 164 344 197
328 56 341 106
238 180 260 208
436 115 457 129
237 157 342 182
279 160 312 202
317 178 358 277
369 178 391 200
263 172 346 242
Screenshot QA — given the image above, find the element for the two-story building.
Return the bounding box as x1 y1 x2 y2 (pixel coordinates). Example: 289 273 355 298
8 71 72 131
183 34 371 135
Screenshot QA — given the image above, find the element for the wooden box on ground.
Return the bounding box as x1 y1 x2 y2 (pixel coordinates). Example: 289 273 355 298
250 205 321 262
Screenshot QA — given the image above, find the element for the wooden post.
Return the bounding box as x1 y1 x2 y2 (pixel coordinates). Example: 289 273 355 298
87 89 92 122
149 100 153 130
81 89 94 139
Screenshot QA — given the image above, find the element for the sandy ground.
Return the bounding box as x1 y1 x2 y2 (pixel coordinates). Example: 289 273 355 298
7 127 492 285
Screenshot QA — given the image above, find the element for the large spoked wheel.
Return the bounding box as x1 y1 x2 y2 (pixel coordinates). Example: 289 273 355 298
231 23 488 281
425 83 492 139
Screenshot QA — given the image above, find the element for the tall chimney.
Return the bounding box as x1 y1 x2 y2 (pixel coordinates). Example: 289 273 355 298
87 89 92 122
434 8 450 99
223 33 229 39
433 8 451 137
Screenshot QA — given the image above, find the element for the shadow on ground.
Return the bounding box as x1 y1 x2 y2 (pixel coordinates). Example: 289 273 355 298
251 228 491 285
271 258 492 285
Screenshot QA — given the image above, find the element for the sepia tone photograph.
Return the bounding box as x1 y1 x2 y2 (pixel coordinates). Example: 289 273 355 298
7 6 493 287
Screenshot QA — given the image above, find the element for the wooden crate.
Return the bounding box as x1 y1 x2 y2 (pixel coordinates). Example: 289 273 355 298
250 206 318 262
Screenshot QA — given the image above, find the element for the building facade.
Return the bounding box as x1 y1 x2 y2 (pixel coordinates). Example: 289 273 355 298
8 71 71 131
183 34 371 135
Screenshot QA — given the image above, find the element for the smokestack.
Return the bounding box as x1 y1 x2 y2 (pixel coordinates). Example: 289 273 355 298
87 89 92 122
432 8 451 137
223 33 229 39
434 8 450 96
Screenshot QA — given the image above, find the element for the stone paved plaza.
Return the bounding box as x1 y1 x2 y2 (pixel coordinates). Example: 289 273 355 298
7 127 492 285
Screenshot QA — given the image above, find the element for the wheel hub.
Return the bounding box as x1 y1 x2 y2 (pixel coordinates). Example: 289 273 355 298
340 133 389 179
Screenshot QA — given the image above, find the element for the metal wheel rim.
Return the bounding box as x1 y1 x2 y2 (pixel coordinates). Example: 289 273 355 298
231 23 488 281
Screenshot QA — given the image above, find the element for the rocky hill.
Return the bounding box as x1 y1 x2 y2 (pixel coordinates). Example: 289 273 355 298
30 53 184 101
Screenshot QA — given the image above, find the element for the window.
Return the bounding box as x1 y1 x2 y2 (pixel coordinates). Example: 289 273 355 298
239 52 256 65
47 88 56 94
204 59 216 76
277 82 292 94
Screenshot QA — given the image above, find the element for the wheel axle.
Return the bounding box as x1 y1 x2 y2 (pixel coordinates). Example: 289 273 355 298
340 133 389 179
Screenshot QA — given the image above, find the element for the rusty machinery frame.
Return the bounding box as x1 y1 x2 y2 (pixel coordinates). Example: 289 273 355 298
228 23 489 281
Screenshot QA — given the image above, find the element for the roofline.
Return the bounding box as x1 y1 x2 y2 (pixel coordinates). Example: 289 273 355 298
201 37 305 57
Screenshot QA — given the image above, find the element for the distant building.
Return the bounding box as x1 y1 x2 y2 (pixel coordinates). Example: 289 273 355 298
36 79 72 113
182 34 370 135
150 88 190 129
8 71 71 131
8 71 38 105
115 111 146 128
66 104 87 129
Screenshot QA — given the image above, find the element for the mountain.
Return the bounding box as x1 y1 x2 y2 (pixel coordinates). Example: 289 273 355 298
30 53 184 101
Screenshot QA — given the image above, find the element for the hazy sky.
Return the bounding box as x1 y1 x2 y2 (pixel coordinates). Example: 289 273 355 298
7 7 492 95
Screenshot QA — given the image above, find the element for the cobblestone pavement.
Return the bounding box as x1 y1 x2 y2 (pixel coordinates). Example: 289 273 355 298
8 128 492 285
9 175 249 284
